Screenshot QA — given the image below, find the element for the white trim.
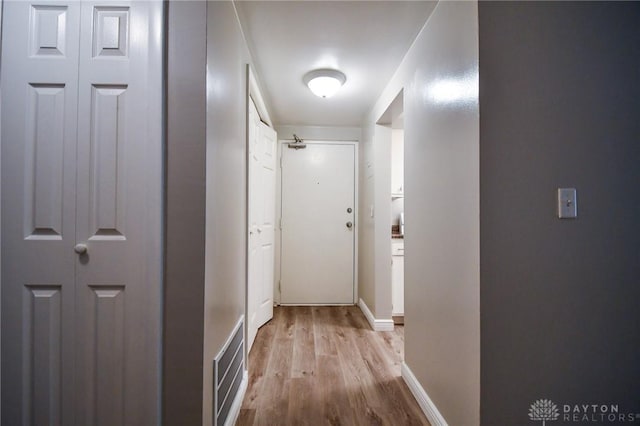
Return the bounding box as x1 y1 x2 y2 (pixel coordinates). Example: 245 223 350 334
215 316 245 362
401 362 448 426
0 0 3 418
223 370 248 426
247 65 272 127
279 303 354 307
358 298 394 332
214 316 245 426
353 142 359 305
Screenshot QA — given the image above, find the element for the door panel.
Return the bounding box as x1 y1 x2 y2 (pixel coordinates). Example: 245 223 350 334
24 285 64 426
247 101 261 351
74 2 162 424
247 100 276 352
256 122 276 325
1 1 81 423
78 285 127 426
281 143 356 304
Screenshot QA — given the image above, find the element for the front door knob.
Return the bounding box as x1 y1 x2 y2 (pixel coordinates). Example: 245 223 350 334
74 243 88 255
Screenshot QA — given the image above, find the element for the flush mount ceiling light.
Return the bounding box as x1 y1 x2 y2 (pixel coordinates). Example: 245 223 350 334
303 69 346 98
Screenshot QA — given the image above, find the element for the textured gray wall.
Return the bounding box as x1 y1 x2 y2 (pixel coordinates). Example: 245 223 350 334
479 2 640 424
163 2 207 424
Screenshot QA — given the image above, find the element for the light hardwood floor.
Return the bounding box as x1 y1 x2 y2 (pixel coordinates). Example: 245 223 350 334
237 306 430 426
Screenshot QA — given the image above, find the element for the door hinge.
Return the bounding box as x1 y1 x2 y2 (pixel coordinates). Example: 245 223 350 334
278 280 281 293
279 217 282 229
279 154 283 168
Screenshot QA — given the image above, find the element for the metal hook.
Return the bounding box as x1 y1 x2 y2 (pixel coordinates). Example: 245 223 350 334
288 134 307 150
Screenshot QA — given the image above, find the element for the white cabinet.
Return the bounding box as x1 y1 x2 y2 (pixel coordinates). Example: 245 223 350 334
391 129 404 197
392 241 404 317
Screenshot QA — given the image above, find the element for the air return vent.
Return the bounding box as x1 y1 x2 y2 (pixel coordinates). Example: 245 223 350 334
213 317 245 426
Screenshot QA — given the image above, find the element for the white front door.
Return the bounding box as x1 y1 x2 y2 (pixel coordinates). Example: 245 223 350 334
280 142 356 304
247 100 276 352
1 1 163 424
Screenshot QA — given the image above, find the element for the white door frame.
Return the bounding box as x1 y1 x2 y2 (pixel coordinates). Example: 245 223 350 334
275 139 359 305
0 0 3 418
246 65 272 128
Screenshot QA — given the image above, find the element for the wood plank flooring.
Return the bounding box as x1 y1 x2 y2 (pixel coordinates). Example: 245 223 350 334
237 306 430 426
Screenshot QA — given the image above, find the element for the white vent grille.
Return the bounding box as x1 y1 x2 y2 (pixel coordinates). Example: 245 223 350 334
213 318 245 426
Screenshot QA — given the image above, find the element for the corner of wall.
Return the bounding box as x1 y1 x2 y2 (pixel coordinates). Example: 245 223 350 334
358 298 394 332
363 2 480 425
372 125 393 320
202 2 259 424
164 1 208 424
356 124 376 314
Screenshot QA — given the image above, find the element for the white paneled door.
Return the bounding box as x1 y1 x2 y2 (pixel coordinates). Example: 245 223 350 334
247 100 277 352
280 142 356 304
1 1 163 424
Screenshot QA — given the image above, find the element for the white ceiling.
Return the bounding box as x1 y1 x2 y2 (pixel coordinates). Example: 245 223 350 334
235 1 437 127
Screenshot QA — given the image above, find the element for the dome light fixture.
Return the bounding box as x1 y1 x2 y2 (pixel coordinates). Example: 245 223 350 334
303 69 346 98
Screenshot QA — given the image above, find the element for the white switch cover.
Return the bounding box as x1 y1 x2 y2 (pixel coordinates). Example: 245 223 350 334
558 188 577 218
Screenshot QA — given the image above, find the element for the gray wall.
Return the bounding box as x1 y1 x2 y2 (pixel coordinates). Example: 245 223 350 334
402 3 480 424
203 2 254 425
479 2 640 424
164 2 207 424
362 2 480 424
357 120 376 315
164 2 257 424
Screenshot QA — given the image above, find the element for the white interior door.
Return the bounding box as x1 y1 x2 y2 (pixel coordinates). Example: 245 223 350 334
1 1 163 424
73 2 163 424
247 99 276 352
1 2 81 422
280 142 356 304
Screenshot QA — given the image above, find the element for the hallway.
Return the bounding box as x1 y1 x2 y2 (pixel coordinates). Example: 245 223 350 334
237 306 429 426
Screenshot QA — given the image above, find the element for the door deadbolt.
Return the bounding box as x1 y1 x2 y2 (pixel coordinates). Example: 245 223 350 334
347 207 352 213
346 221 353 229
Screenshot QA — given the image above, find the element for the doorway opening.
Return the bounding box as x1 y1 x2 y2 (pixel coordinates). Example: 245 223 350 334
376 89 405 328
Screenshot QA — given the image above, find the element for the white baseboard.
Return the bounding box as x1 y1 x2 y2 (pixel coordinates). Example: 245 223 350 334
358 298 394 331
401 362 448 426
224 370 248 426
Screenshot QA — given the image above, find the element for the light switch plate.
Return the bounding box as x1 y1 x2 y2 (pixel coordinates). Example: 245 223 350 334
558 188 577 219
